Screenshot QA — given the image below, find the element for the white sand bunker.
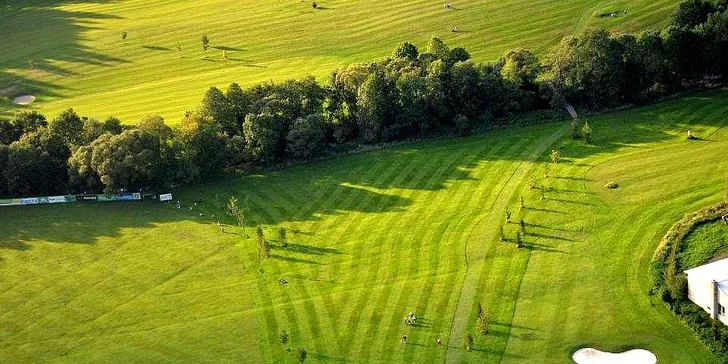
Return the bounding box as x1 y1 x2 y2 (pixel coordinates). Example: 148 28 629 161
573 348 657 364
12 95 36 105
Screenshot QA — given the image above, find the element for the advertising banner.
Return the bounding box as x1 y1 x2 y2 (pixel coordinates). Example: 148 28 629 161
48 196 66 203
159 193 173 201
76 194 98 202
21 198 39 205
97 193 141 202
0 198 22 206
37 197 50 204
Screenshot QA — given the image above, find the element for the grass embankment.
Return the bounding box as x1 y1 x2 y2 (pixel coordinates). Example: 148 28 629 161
682 221 728 269
0 0 678 122
2 90 728 362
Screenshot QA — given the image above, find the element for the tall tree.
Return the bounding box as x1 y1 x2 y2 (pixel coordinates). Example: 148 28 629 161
670 0 715 29
50 108 85 147
227 196 247 235
286 114 326 159
176 112 227 183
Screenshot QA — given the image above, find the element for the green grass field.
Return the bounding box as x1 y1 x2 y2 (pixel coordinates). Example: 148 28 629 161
681 219 728 270
2 89 728 363
0 0 679 123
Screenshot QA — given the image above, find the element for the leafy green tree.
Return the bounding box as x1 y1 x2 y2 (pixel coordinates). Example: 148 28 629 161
704 10 728 77
6 128 69 196
256 227 271 260
202 86 235 134
201 34 210 52
68 129 165 195
505 209 512 223
392 72 429 135
286 114 326 159
670 0 715 29
520 219 526 237
278 226 288 247
4 143 38 196
571 119 582 139
357 71 396 143
476 313 489 335
103 116 124 135
82 118 105 144
176 112 227 183
427 36 450 60
582 121 593 143
138 115 173 140
244 112 280 162
393 42 419 61
14 111 47 136
660 25 704 84
226 82 252 135
550 149 561 164
447 47 471 65
327 63 372 142
499 48 541 88
50 108 85 147
543 28 626 108
227 196 247 235
0 119 16 145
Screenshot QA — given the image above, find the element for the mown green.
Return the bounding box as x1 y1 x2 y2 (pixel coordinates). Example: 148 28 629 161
2 89 728 362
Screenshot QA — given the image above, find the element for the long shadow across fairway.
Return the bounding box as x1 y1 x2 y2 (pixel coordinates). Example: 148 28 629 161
0 1 127 116
0 201 205 251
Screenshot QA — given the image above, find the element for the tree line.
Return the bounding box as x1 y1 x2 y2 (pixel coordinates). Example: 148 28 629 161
1 0 727 198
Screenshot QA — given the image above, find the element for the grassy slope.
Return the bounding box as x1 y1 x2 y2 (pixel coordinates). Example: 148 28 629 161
0 0 678 122
681 220 728 269
2 90 728 363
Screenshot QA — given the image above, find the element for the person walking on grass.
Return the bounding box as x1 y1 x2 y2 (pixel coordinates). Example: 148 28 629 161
401 334 407 345
218 220 224 232
437 335 442 347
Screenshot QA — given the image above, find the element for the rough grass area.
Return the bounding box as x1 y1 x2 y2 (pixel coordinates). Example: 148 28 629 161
681 220 728 269
0 0 678 122
3 90 728 362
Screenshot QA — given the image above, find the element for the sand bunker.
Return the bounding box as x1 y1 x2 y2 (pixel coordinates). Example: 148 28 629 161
573 348 657 364
12 95 36 105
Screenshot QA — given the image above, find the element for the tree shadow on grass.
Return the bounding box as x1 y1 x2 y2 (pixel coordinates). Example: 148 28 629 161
270 254 322 265
1 1 128 116
0 201 197 251
142 45 170 51
212 45 245 52
272 243 342 256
